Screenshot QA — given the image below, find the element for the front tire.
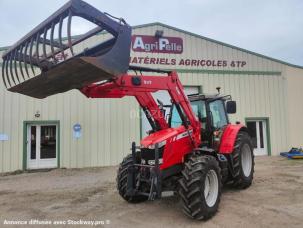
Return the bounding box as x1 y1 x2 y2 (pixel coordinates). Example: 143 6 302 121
116 154 148 203
231 131 255 189
178 154 222 220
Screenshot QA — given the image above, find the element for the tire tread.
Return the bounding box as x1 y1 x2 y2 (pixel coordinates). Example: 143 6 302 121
178 154 222 220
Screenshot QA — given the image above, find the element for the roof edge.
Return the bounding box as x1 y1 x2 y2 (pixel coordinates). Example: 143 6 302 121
0 45 11 51
132 22 303 70
1 22 302 69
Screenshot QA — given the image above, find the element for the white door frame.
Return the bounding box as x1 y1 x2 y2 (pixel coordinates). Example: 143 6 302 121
254 120 267 156
246 119 269 156
26 122 59 169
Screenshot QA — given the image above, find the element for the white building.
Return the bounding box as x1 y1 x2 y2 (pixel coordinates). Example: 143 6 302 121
0 22 303 173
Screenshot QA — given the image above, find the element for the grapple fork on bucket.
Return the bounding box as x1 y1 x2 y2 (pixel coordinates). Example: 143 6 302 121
1 0 131 98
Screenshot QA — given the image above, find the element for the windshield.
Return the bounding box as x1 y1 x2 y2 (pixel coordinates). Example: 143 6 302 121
170 100 206 128
170 99 228 129
209 100 228 128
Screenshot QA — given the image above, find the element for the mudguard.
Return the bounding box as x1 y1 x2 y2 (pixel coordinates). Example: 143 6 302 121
218 124 248 154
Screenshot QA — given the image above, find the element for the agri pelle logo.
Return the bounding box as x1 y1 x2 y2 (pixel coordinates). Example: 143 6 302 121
131 35 183 54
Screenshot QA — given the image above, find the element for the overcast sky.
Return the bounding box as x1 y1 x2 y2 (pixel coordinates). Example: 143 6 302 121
0 0 302 66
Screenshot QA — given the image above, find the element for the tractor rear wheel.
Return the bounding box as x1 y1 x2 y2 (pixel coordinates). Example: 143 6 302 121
231 131 255 189
178 154 222 220
116 154 148 203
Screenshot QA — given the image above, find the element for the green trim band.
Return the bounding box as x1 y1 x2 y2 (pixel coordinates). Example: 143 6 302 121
0 61 281 76
171 68 281 76
22 120 60 170
0 46 10 51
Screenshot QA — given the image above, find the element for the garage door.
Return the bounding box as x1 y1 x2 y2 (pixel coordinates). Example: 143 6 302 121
141 86 199 137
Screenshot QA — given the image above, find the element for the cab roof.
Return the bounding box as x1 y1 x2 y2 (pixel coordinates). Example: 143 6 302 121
188 93 231 102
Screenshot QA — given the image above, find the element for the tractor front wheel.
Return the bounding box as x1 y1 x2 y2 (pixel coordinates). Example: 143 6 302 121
231 131 255 189
116 154 148 203
178 154 222 220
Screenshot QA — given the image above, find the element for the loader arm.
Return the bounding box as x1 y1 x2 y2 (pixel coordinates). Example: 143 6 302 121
81 71 201 148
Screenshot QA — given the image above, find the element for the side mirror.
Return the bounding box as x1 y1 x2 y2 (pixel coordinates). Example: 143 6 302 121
226 101 236 114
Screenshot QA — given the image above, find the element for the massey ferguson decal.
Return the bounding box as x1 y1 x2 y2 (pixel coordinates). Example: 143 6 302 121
132 35 183 54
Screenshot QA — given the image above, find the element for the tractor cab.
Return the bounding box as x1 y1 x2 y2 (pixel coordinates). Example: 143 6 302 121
169 92 237 148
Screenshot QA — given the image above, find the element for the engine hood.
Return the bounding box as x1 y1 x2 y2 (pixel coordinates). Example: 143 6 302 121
140 126 188 148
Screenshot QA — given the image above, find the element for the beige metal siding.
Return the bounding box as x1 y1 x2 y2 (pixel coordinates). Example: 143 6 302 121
178 73 288 155
0 23 300 173
284 66 303 148
0 52 140 172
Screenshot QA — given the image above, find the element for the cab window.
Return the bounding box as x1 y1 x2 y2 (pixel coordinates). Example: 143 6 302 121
170 106 182 128
192 100 207 129
209 100 228 128
170 100 206 128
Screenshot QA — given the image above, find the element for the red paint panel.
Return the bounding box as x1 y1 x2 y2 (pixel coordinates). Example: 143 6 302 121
131 35 183 54
140 127 182 147
219 124 245 154
161 134 193 169
140 126 195 170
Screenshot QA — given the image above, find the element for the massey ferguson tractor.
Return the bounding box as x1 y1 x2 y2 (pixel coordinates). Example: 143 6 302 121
2 0 254 220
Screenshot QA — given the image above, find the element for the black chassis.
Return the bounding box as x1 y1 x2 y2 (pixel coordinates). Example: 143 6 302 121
125 142 230 201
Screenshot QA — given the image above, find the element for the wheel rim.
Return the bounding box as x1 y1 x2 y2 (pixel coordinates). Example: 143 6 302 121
204 169 219 207
241 144 252 177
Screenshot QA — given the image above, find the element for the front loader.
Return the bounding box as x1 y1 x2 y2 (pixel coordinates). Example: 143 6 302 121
2 0 254 220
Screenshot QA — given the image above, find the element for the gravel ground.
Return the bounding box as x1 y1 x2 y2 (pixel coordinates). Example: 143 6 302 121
0 156 303 228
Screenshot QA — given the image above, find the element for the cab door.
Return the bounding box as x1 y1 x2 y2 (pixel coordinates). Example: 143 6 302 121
141 86 199 137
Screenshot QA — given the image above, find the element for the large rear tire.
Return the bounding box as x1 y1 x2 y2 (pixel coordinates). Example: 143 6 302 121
116 154 148 203
178 154 222 220
231 131 255 189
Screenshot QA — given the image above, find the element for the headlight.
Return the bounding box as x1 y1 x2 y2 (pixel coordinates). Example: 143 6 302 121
147 140 166 149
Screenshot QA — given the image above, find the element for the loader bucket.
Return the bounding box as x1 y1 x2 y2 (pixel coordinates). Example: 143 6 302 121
1 0 131 99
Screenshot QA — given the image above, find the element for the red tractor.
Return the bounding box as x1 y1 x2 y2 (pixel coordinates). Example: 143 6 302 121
2 0 254 220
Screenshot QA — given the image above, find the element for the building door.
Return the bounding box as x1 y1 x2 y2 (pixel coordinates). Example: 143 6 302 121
27 124 58 169
141 86 200 137
246 120 268 156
